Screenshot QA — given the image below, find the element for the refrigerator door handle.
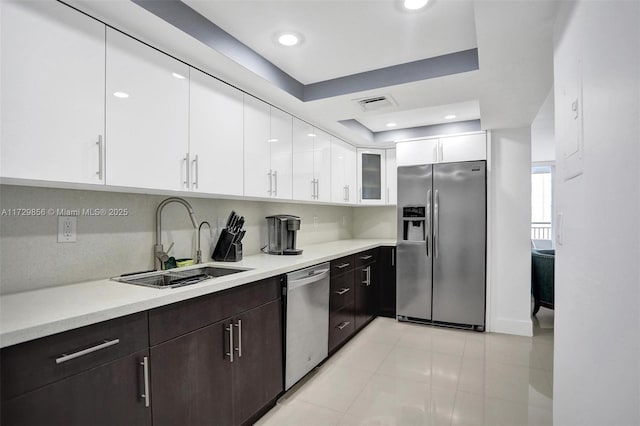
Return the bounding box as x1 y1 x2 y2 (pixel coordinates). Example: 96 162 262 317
426 189 431 257
434 189 439 258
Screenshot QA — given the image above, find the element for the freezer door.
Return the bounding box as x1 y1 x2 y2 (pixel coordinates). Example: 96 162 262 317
432 161 486 326
396 164 433 321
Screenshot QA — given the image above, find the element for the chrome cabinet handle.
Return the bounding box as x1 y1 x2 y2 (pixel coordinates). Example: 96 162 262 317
234 319 242 358
335 287 351 295
96 135 103 180
267 170 273 195
55 338 120 364
183 153 190 189
226 324 234 363
435 190 440 257
360 255 373 260
316 179 320 199
386 187 390 204
391 248 395 266
336 263 350 269
192 154 199 189
311 179 315 199
362 266 370 286
347 185 350 201
140 356 150 407
343 185 348 202
273 170 278 196
337 321 350 330
426 189 432 257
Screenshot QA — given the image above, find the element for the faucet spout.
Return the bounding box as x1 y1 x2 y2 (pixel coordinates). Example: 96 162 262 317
155 197 199 270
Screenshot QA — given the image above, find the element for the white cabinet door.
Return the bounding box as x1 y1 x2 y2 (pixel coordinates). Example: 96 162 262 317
440 133 487 163
331 138 357 204
1 1 105 184
313 129 332 202
189 69 243 195
357 148 386 205
269 107 293 200
292 118 315 201
243 95 271 197
396 139 438 166
385 148 397 205
106 29 189 191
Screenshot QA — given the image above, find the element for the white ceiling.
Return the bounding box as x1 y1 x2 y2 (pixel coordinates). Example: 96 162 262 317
184 0 478 84
70 0 558 147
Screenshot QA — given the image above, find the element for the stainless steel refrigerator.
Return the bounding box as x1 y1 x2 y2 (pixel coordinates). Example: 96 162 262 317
396 161 486 331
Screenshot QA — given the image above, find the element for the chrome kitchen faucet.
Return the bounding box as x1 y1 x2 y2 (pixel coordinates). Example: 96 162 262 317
155 197 198 270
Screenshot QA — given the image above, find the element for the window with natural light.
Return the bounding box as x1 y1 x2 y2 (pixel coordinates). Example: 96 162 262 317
531 165 553 245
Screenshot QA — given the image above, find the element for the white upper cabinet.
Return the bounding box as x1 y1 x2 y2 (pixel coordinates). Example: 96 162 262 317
244 96 292 199
330 138 357 204
439 133 487 163
105 29 189 191
396 133 486 166
292 119 331 202
1 1 105 184
385 148 397 205
357 148 387 205
189 69 243 196
396 139 439 166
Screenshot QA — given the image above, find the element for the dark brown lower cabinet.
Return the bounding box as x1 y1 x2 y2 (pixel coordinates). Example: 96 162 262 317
354 260 378 330
2 350 151 426
149 281 283 426
378 246 397 318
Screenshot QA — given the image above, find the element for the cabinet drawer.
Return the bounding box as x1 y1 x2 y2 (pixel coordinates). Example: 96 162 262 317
330 271 354 312
330 255 355 276
1 312 148 400
149 275 281 345
355 249 376 268
328 308 355 352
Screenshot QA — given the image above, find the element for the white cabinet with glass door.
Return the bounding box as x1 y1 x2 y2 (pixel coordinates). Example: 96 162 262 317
385 148 397 205
357 149 387 205
292 119 331 202
189 69 243 195
105 29 190 191
1 0 105 185
244 96 292 199
330 138 357 204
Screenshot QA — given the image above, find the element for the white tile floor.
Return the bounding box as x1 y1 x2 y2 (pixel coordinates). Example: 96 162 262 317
257 309 554 426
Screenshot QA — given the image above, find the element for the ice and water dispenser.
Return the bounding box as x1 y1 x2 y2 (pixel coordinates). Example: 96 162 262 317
402 206 426 242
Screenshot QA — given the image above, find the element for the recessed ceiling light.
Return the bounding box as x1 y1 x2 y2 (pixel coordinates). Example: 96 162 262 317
386 122 397 127
307 133 316 137
113 92 129 98
403 0 429 10
444 114 457 120
267 138 279 143
172 72 186 79
278 33 300 46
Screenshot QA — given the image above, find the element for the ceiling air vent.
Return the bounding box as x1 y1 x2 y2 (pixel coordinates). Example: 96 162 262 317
355 95 397 112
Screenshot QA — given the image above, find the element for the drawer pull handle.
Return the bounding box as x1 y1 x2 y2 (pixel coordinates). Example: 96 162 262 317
55 338 120 364
140 356 150 407
226 324 234 363
360 255 373 260
336 263 350 269
336 321 351 330
335 288 351 295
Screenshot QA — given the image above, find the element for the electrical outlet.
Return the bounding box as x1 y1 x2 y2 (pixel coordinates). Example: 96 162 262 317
342 215 347 226
57 216 77 243
313 215 318 228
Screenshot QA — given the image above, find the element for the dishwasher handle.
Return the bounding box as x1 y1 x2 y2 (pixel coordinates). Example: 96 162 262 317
287 269 329 290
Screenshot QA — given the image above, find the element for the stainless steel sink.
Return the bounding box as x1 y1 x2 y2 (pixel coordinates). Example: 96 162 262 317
112 266 250 289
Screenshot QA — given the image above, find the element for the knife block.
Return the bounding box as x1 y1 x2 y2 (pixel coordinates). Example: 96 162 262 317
212 229 243 262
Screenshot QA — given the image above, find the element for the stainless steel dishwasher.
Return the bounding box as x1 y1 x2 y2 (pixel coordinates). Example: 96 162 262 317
285 263 330 390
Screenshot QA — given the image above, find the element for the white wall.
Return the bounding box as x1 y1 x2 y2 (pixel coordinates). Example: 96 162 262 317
531 88 556 163
553 1 640 424
487 128 533 336
0 185 353 294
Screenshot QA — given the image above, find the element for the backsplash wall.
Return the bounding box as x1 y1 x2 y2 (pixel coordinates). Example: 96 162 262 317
0 185 353 294
352 206 397 240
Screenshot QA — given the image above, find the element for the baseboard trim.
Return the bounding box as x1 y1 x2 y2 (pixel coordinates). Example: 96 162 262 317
489 317 533 336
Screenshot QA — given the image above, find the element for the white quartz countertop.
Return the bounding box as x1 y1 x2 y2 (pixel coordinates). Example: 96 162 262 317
0 239 395 348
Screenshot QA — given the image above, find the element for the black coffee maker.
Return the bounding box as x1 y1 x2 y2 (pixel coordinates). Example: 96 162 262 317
265 215 303 255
